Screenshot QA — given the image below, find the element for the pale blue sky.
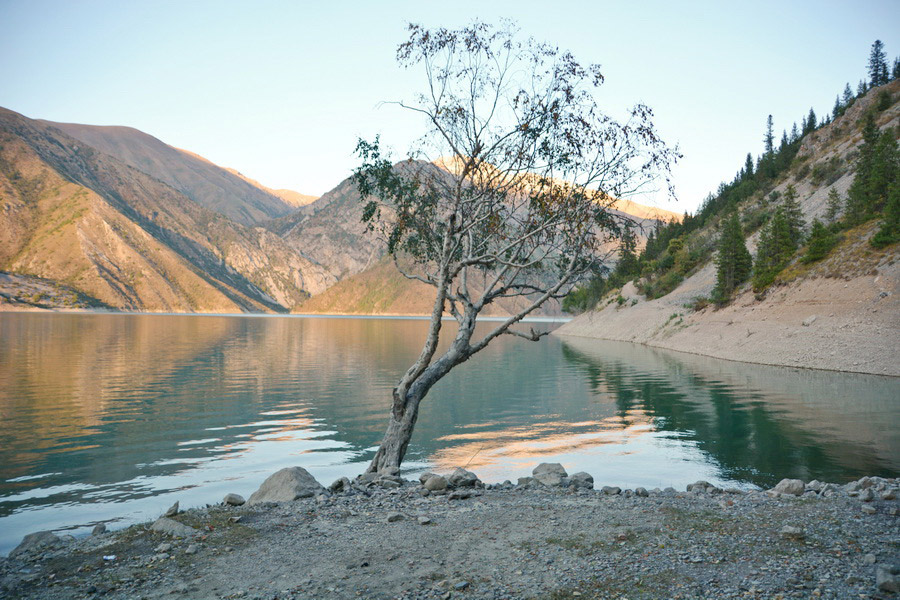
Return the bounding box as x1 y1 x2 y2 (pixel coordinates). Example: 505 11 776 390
1 1 897 212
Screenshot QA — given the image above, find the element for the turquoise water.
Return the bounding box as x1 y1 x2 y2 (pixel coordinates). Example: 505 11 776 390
1 312 897 555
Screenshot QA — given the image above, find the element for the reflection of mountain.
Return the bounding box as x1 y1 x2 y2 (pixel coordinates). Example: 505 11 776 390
558 337 900 486
1 315 898 541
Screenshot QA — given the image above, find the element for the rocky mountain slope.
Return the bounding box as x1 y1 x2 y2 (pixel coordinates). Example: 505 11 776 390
43 121 298 226
0 107 685 316
0 108 334 312
556 82 900 376
282 169 680 315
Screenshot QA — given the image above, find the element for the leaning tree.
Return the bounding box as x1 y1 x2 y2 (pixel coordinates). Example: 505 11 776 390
355 22 679 473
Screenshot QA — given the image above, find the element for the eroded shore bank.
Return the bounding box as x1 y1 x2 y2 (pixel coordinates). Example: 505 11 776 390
2 465 898 600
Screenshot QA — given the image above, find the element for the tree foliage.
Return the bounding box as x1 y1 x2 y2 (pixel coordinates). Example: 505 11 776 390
712 213 752 304
355 22 677 470
869 40 889 87
802 219 838 263
753 208 796 291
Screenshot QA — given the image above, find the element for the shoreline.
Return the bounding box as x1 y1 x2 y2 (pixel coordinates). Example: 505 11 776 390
2 466 898 599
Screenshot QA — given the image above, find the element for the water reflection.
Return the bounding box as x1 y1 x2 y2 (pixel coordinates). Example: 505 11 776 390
0 313 897 555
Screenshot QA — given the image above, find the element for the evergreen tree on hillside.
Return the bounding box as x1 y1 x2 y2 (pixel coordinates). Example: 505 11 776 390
803 108 817 134
893 57 900 81
712 213 752 304
790 123 800 143
764 115 775 154
871 181 900 247
842 83 854 106
832 95 843 120
803 219 838 263
753 207 796 291
781 184 806 244
743 153 754 178
847 114 899 222
868 40 889 87
857 80 868 96
825 187 843 224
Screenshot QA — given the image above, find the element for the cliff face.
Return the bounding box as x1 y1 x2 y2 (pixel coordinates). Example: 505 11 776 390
0 108 334 312
555 82 900 376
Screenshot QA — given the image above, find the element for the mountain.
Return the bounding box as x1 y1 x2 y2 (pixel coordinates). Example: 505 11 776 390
555 80 900 376
0 107 334 312
221 166 318 208
42 121 298 225
275 165 680 315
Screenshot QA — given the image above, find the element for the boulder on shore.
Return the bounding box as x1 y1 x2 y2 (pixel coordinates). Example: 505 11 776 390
149 517 197 538
447 467 480 488
10 531 60 558
569 472 594 490
771 478 805 496
533 463 568 487
248 467 325 505
223 493 245 506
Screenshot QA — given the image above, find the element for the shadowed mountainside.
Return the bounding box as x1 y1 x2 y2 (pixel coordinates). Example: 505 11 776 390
0 108 334 311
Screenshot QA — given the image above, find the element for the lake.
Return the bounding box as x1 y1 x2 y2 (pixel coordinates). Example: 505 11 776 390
1 312 898 555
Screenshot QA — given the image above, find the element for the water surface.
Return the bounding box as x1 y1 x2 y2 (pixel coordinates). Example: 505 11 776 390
1 312 897 555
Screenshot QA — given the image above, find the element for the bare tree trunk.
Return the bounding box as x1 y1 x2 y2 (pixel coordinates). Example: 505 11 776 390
367 390 422 473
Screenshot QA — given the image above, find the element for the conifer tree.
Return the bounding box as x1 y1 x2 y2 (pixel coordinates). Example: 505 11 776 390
763 115 775 154
832 95 843 120
825 187 843 224
842 83 854 106
743 153 754 178
868 40 889 87
753 207 796 291
847 114 899 222
871 181 900 247
790 123 800 143
857 79 868 96
781 184 806 244
713 213 752 304
803 219 838 263
893 57 900 81
803 108 817 134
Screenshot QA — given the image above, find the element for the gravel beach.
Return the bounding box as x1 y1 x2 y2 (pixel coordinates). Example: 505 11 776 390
2 467 898 600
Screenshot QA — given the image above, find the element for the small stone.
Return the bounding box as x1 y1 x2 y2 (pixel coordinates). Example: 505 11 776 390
229 516 242 523
424 475 448 491
386 512 405 523
164 501 179 517
779 525 804 539
859 488 875 502
876 564 900 593
517 477 536 487
449 489 477 500
864 553 877 565
185 544 198 555
772 479 805 496
417 516 432 525
687 481 711 493
154 543 172 553
601 486 621 495
454 581 470 590
802 315 817 327
150 517 197 538
635 487 649 497
881 489 896 501
861 504 877 515
91 523 106 536
223 493 245 506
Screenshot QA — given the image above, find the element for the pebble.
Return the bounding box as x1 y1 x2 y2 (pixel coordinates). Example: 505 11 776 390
386 512 405 523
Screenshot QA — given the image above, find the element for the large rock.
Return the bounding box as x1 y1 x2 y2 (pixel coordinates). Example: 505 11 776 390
248 467 325 505
771 478 805 496
568 472 594 490
532 463 568 487
9 531 60 558
223 493 245 506
150 517 197 538
447 467 480 488
424 475 448 491
876 564 900 593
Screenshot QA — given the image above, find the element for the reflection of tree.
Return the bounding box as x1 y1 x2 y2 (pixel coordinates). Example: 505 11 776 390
559 341 894 487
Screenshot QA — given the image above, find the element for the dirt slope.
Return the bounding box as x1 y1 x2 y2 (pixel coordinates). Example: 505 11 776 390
556 83 900 376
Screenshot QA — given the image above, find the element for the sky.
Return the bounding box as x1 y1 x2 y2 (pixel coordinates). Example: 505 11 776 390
1 0 898 213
